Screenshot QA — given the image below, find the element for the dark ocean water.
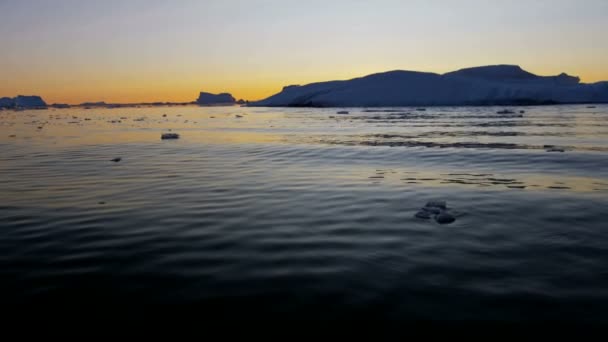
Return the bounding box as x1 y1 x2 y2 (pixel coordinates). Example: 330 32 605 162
1 105 608 322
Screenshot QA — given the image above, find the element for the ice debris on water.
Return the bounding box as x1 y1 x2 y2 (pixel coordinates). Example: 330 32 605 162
414 200 458 224
161 133 180 140
435 212 456 224
544 145 565 152
415 210 432 219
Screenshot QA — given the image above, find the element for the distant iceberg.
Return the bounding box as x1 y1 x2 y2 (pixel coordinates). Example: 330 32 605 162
79 101 107 107
0 95 47 109
15 95 47 108
196 92 236 105
0 97 15 108
250 65 608 107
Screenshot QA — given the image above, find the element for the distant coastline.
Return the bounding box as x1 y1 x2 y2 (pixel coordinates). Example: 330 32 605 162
3 65 608 110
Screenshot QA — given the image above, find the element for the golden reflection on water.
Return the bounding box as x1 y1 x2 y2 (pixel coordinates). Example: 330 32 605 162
2 105 608 194
0 106 284 146
362 168 608 194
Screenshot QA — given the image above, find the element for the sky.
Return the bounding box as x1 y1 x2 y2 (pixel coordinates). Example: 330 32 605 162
1 0 607 104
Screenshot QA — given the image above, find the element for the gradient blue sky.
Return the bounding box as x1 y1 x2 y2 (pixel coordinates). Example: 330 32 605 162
1 0 607 103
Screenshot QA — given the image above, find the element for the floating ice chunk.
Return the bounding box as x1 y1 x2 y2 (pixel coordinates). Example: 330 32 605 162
161 133 180 140
425 200 447 210
415 210 432 219
435 212 456 224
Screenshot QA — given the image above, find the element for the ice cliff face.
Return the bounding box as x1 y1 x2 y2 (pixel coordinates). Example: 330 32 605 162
251 65 608 107
196 92 236 105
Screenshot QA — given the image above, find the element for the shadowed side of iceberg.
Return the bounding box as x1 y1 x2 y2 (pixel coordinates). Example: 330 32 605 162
250 65 608 107
0 95 47 109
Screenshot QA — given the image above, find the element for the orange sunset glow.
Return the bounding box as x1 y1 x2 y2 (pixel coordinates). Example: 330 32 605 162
1 0 607 104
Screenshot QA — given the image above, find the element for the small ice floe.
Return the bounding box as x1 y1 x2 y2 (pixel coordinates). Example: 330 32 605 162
425 200 446 209
110 157 122 162
497 109 515 114
161 133 180 140
544 145 565 152
337 111 349 114
435 212 456 224
507 185 526 189
414 200 457 224
415 210 432 219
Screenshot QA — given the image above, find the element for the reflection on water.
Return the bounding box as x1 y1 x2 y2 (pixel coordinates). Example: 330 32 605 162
1 105 608 321
365 169 608 192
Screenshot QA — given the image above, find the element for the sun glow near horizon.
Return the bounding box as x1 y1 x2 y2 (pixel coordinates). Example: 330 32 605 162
1 0 607 104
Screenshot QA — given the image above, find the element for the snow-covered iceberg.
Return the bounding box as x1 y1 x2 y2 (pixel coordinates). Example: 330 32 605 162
251 65 608 107
196 92 236 105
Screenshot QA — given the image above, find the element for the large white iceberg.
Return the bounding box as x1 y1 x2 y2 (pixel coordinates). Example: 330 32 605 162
251 65 608 107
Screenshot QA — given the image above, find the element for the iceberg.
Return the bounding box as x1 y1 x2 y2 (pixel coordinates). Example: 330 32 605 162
15 95 47 108
250 65 608 107
0 97 15 108
0 95 47 109
0 95 46 109
79 101 107 107
196 92 236 105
